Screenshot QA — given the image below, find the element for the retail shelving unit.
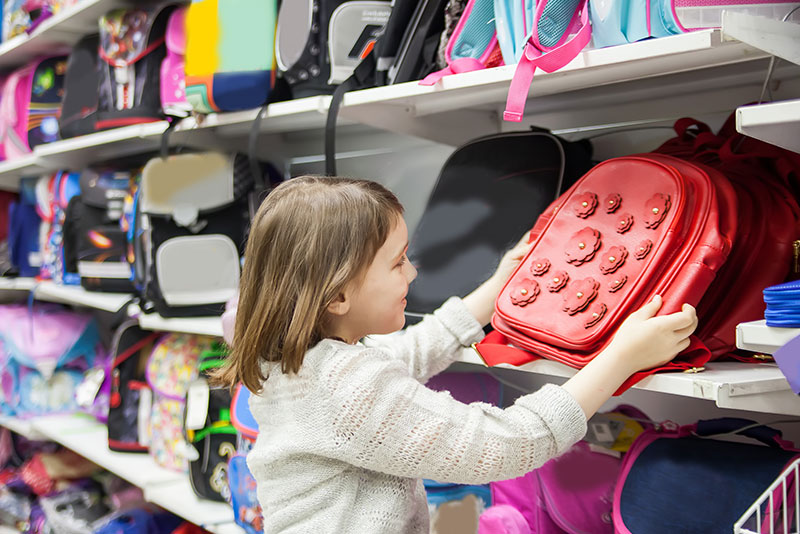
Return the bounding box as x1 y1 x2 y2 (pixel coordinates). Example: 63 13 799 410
0 2 798 532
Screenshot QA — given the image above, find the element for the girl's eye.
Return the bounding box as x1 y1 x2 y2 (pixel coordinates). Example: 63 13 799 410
396 255 407 268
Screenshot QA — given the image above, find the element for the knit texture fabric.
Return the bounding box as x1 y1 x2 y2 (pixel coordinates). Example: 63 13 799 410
248 297 587 534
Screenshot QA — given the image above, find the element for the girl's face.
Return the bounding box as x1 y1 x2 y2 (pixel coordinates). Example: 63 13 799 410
332 217 417 343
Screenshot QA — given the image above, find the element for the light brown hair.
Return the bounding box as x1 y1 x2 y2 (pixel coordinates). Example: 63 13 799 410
212 176 404 393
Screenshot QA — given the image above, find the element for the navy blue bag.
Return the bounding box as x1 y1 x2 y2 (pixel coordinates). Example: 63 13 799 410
614 418 800 534
8 176 42 277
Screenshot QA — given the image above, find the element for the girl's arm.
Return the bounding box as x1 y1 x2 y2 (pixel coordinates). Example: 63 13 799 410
316 297 696 484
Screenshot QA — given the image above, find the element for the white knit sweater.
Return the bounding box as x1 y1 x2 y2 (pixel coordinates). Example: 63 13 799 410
247 297 587 534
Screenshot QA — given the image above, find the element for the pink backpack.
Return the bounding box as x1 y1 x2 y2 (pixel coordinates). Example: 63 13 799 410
160 6 191 117
0 56 67 159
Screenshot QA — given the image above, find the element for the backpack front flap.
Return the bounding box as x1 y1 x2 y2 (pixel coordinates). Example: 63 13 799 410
140 152 251 226
493 154 733 368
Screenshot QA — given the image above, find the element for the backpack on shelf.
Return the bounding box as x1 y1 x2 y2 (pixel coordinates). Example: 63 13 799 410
479 153 738 392
0 55 67 159
184 342 237 502
8 176 43 277
160 6 190 118
184 0 277 113
0 303 103 418
107 320 161 453
405 129 593 323
228 453 263 534
97 6 174 130
40 171 81 284
62 167 137 293
136 152 255 317
0 189 19 277
275 0 392 98
58 33 100 139
145 332 215 471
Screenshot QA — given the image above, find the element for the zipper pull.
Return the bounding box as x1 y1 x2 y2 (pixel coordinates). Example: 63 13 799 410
793 240 800 276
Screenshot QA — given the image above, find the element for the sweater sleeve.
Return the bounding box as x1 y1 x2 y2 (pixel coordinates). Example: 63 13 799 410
314 347 587 485
362 297 484 383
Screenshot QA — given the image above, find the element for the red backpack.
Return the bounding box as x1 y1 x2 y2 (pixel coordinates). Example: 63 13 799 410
479 153 738 391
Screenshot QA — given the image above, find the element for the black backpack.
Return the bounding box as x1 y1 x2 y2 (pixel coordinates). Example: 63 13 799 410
96 5 174 130
184 343 237 503
276 0 392 98
404 129 594 323
62 168 137 293
58 34 100 139
107 320 160 453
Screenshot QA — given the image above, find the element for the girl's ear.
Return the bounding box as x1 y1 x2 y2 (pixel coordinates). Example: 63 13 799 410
326 291 351 316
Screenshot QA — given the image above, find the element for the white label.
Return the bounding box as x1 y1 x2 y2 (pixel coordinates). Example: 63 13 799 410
78 261 131 279
185 379 210 431
137 387 153 447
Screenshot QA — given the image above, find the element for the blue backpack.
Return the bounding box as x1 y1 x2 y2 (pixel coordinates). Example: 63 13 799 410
8 176 42 277
589 0 682 48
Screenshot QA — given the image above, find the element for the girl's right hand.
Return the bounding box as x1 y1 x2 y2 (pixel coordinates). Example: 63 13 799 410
603 295 698 375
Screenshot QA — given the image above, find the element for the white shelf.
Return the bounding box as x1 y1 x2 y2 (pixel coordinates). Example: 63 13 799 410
461 348 800 416
339 29 791 145
33 281 132 312
0 276 36 291
0 154 47 190
138 312 223 337
35 121 169 168
30 413 184 487
0 0 132 71
144 479 243 534
0 414 46 440
736 99 800 154
736 319 800 354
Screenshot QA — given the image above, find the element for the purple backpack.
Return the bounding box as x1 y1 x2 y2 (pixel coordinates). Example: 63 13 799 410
0 303 103 417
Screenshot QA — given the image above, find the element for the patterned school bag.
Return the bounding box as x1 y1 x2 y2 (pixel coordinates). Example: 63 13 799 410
0 303 102 417
97 6 173 130
145 332 215 471
184 0 277 113
0 55 67 159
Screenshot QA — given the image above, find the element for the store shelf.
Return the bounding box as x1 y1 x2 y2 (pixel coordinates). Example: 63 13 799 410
0 414 46 440
339 29 792 145
736 99 800 154
138 312 223 337
30 413 183 488
461 348 800 416
0 155 47 191
34 121 169 169
33 281 132 312
736 319 800 354
0 276 37 292
0 0 132 70
144 479 242 534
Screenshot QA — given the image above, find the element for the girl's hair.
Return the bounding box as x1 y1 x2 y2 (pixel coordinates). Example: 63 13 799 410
212 176 404 393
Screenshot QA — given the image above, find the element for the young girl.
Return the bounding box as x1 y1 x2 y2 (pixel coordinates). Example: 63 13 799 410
214 176 697 534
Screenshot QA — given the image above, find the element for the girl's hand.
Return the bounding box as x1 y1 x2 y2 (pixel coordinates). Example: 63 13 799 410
491 232 534 286
603 295 698 375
